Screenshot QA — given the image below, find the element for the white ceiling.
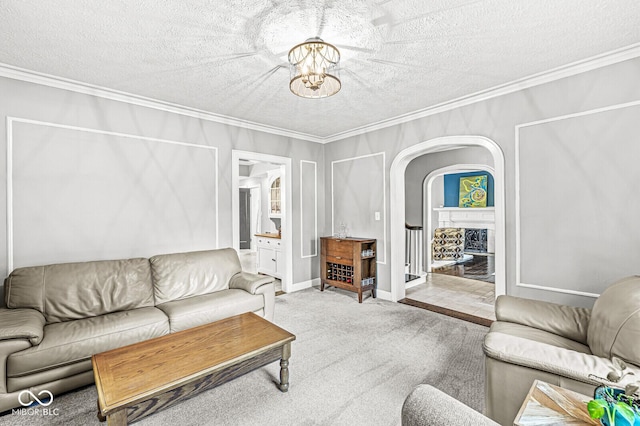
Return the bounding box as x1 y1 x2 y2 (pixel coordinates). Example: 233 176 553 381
1 1 640 140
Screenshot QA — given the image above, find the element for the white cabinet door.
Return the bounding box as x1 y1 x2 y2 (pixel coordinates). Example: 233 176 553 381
257 246 276 275
275 249 283 276
256 237 283 279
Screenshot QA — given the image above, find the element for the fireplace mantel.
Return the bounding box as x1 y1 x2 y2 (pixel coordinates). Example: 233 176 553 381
433 207 495 252
433 207 495 229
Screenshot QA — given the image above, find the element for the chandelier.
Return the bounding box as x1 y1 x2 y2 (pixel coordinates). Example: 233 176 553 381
288 37 341 99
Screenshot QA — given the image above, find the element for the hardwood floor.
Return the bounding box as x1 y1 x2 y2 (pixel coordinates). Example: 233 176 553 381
432 254 495 283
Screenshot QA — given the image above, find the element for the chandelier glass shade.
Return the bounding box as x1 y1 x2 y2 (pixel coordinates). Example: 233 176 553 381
288 37 341 99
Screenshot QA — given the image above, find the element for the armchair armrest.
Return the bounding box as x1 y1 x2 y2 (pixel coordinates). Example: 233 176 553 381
483 330 640 386
229 272 275 295
0 308 45 345
402 384 498 426
495 295 591 344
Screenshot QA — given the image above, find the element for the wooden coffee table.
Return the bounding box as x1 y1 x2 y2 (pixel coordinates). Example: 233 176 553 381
92 312 295 425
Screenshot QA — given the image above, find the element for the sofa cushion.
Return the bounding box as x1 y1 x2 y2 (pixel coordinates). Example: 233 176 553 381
156 289 264 333
587 275 640 365
150 248 242 304
7 307 169 377
5 258 155 323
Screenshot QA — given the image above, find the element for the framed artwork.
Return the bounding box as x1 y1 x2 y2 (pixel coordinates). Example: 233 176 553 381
459 175 488 207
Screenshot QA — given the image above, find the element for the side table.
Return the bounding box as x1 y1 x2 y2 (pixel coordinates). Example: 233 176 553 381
514 380 599 425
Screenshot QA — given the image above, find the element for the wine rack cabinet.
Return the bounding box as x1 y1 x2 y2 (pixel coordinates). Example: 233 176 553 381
320 237 377 303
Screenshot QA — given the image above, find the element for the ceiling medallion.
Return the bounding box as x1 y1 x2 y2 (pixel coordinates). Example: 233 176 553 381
288 37 341 99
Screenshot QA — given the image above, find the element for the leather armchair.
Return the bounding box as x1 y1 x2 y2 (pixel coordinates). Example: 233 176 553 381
483 275 640 425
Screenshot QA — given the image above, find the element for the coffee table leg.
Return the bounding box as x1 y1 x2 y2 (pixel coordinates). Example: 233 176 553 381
106 409 127 426
97 399 106 422
279 343 291 392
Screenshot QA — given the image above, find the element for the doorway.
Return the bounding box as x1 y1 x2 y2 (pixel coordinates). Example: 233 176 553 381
424 164 496 273
239 188 251 250
232 151 292 293
404 164 497 322
389 136 506 306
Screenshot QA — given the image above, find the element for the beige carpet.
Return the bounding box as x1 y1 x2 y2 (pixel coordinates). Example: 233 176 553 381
2 287 488 426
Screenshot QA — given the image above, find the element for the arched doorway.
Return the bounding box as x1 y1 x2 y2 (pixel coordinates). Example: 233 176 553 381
423 164 495 272
389 136 505 302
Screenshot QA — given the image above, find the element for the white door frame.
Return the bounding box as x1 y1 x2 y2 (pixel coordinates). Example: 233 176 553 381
232 150 293 293
423 164 495 272
389 136 505 302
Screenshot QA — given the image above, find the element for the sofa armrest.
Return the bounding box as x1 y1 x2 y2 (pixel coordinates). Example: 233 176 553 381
0 308 45 345
229 272 275 295
495 295 591 344
402 384 498 426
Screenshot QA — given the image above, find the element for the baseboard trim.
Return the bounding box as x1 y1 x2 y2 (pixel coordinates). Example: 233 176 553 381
405 275 426 289
376 289 393 301
288 278 319 293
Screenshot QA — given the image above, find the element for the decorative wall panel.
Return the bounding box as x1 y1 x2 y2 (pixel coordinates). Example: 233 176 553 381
300 160 317 258
332 153 385 263
516 103 640 297
9 118 218 270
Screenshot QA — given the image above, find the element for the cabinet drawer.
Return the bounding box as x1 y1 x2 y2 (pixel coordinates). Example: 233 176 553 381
257 237 281 249
326 239 353 259
326 255 352 265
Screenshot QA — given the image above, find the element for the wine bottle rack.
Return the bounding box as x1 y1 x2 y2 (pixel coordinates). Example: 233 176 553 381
320 237 377 303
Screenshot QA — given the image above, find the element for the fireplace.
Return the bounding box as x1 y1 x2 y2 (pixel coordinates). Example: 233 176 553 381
433 207 495 253
464 229 488 253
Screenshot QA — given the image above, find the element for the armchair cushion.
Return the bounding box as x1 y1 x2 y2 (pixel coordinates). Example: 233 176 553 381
587 275 640 366
495 295 591 344
0 308 45 345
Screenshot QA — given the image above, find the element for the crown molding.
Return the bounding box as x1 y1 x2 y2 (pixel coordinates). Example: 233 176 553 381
322 42 640 143
0 63 326 144
2 42 640 145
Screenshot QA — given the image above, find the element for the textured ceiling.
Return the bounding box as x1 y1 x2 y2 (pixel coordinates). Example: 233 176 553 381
1 1 640 140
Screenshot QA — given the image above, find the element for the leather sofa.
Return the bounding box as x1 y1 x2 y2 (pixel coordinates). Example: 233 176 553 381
0 248 275 412
483 275 640 425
